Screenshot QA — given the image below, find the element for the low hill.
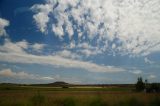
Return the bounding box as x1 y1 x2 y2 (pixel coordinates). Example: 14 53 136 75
48 81 69 86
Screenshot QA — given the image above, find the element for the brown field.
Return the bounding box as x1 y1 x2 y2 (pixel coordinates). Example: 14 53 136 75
0 85 160 106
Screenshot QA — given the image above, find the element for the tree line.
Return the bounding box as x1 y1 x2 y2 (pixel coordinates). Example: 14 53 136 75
136 77 160 93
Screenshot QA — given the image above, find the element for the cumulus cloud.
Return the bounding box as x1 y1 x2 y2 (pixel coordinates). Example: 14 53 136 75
0 40 45 54
0 39 28 54
0 68 54 80
31 2 54 33
31 0 160 57
0 68 35 79
52 24 64 38
0 18 10 36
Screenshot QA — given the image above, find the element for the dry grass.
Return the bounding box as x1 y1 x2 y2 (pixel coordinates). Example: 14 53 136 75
0 86 160 106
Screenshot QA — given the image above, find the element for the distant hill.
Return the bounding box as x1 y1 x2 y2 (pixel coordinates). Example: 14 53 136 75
48 81 69 86
0 81 70 87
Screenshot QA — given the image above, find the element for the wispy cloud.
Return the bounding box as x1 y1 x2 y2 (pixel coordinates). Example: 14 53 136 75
144 57 154 64
148 74 156 79
129 70 142 75
0 18 9 36
0 52 125 73
0 40 125 73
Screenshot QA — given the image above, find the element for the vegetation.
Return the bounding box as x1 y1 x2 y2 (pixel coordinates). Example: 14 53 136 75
135 77 160 93
0 84 160 106
0 79 160 106
136 77 145 91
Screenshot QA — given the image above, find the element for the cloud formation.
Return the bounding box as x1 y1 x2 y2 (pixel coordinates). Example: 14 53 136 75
0 68 54 80
31 0 160 57
0 52 125 73
0 18 9 36
0 39 46 54
0 40 125 73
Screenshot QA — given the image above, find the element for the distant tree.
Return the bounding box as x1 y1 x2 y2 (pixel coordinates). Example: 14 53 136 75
136 77 145 92
145 79 148 84
145 79 148 88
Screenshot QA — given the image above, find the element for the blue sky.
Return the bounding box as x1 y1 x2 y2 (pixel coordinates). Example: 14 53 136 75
0 0 160 84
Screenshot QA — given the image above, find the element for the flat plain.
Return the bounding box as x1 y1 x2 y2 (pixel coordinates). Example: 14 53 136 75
0 84 160 106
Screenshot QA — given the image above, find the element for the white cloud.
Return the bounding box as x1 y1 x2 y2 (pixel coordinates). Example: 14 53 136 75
148 74 156 79
52 24 64 38
0 68 35 79
0 40 46 54
0 18 9 36
0 52 125 73
0 68 54 81
31 0 160 57
69 41 76 49
78 49 100 57
0 40 126 73
144 57 154 64
56 50 81 59
129 70 142 75
0 40 28 54
32 43 45 51
31 3 54 33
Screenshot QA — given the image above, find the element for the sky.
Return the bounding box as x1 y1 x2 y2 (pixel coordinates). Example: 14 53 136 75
0 0 160 84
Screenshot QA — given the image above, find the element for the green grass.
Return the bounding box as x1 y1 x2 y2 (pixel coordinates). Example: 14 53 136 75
30 92 46 106
0 85 159 106
63 98 75 106
0 85 132 92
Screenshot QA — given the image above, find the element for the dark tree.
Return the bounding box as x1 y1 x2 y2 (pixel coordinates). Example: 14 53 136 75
136 77 145 92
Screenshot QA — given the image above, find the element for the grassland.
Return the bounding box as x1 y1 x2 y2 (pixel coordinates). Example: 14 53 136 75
0 84 160 106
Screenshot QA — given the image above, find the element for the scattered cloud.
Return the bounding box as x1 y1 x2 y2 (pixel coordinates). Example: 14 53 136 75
0 18 10 36
31 0 160 57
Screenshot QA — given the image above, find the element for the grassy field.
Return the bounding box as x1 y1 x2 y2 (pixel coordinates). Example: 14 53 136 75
0 85 160 106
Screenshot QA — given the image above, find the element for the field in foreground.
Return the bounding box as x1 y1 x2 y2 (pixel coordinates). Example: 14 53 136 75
0 85 160 106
